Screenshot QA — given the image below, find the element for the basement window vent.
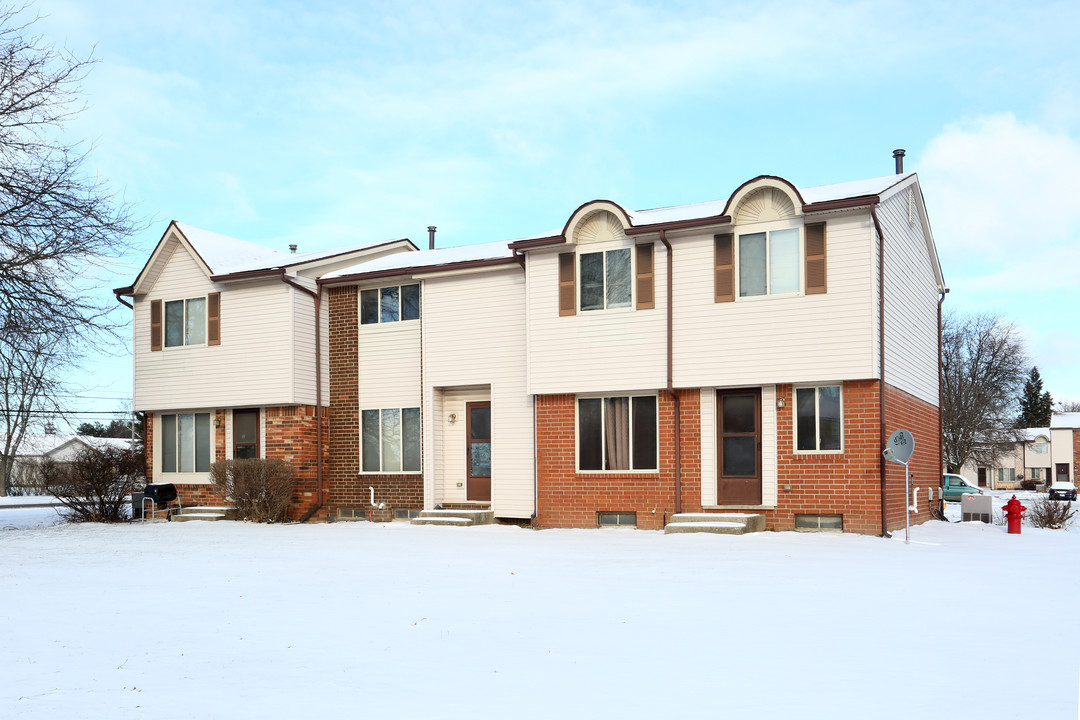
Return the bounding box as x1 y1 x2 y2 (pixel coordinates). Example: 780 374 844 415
598 511 637 528
394 508 420 521
795 514 843 532
337 508 367 521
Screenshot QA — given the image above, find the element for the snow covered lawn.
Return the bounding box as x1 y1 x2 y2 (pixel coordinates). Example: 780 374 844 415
2 513 1078 719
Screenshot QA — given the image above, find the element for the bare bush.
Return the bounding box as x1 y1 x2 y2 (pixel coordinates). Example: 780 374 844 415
39 445 143 522
1019 478 1038 491
209 459 294 523
1026 496 1076 530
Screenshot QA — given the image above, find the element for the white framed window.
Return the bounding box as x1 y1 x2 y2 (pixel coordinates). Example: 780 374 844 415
164 297 207 347
997 467 1015 485
360 284 420 325
161 412 212 473
1032 441 1049 454
577 395 657 471
579 249 631 311
795 385 842 452
361 407 421 472
738 227 800 298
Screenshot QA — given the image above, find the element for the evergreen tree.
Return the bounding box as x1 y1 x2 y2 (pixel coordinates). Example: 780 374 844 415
1017 366 1053 427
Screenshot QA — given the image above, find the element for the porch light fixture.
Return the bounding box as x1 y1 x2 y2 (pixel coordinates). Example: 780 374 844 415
777 397 785 409
447 413 457 424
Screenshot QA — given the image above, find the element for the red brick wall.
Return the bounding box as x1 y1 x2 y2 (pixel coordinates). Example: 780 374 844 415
772 380 884 535
265 404 326 521
535 389 700 531
326 285 422 521
882 384 941 532
144 412 154 483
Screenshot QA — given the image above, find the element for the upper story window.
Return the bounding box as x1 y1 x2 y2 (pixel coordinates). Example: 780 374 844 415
1032 440 1049 454
739 228 799 297
165 297 206 346
361 284 420 325
150 293 220 351
580 249 631 311
558 244 654 316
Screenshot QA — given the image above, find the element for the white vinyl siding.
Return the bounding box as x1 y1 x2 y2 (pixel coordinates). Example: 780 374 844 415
134 243 300 411
527 246 667 395
357 315 421 409
422 267 533 518
672 212 877 389
879 185 940 406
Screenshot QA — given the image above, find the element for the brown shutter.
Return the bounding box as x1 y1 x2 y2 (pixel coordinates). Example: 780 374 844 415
558 252 576 316
635 243 654 310
207 292 221 345
714 234 734 303
805 222 827 294
150 299 162 351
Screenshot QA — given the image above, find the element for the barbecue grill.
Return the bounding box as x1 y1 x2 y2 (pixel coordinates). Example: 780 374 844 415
142 483 182 520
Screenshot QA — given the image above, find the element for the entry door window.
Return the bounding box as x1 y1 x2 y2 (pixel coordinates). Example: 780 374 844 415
467 402 491 501
717 389 762 505
234 410 259 459
1057 464 1069 483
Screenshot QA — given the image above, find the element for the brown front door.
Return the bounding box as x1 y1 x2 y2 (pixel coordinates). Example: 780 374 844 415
233 409 259 459
977 467 987 487
717 388 762 505
467 402 491 501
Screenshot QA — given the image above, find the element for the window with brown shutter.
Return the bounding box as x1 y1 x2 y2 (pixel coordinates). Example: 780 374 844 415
150 299 162 351
714 234 734 303
207 292 221 345
635 243 654 310
805 222 827 294
558 252 576 316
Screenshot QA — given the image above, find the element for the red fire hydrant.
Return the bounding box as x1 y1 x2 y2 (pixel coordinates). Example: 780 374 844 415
1002 495 1026 534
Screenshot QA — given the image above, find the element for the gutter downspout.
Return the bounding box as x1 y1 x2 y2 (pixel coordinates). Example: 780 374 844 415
659 230 681 516
113 289 133 309
938 288 947 478
280 272 325 520
871 205 888 537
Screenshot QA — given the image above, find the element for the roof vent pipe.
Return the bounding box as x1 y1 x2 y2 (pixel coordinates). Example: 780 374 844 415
289 244 297 254
427 226 436 250
893 149 905 174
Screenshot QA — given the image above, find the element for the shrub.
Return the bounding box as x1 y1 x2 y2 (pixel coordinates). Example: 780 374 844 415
209 458 294 523
1026 496 1076 530
39 445 144 523
1019 479 1038 491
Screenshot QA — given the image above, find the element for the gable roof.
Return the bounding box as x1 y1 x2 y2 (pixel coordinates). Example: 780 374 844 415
323 240 518 283
2 434 133 458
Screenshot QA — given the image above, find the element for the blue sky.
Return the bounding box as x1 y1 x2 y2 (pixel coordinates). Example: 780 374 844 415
28 0 1080 426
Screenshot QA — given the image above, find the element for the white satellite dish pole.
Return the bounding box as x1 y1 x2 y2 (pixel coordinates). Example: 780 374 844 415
883 429 915 544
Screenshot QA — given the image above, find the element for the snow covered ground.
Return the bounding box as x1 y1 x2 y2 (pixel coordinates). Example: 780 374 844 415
1 502 1078 719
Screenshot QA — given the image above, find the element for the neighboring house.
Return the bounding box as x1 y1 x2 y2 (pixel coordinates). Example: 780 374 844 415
2 434 133 491
116 170 945 535
958 428 1052 490
1050 412 1080 485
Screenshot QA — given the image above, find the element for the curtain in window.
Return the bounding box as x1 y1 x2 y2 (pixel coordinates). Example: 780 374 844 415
605 397 630 470
185 297 206 345
605 249 632 308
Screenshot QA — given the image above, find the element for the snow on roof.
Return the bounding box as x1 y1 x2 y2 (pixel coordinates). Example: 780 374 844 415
324 240 515 279
626 173 914 227
1019 427 1051 441
2 434 133 457
174 222 394 276
1051 412 1080 429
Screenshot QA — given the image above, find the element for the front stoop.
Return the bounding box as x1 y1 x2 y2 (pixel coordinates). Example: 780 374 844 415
170 506 237 523
664 512 765 535
411 509 495 527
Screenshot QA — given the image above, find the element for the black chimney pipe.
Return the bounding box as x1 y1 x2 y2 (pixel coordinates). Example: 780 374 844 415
428 226 436 250
893 149 905 174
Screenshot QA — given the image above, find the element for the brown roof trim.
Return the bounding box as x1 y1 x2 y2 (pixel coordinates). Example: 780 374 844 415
625 214 732 236
209 267 284 282
560 198 634 239
279 237 418 268
317 255 519 286
721 175 807 217
802 195 881 213
113 285 135 296
507 234 565 251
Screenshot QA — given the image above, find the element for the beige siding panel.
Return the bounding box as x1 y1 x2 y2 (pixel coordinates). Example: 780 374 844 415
671 215 878 389
357 320 421 409
879 189 940 406
700 389 716 506
527 240 668 395
292 282 317 405
423 268 534 518
133 246 295 411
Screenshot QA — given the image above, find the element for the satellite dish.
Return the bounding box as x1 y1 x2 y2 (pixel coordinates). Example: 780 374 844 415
884 429 915 465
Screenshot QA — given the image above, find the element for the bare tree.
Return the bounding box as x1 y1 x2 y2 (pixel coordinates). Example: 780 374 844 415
1057 400 1080 413
941 312 1028 473
0 6 138 494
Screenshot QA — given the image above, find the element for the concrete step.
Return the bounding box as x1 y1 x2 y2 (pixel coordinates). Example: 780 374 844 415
411 509 495 527
170 506 237 522
664 512 765 535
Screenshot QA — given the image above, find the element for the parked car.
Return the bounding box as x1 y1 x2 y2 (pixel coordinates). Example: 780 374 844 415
942 474 983 502
1048 480 1078 501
